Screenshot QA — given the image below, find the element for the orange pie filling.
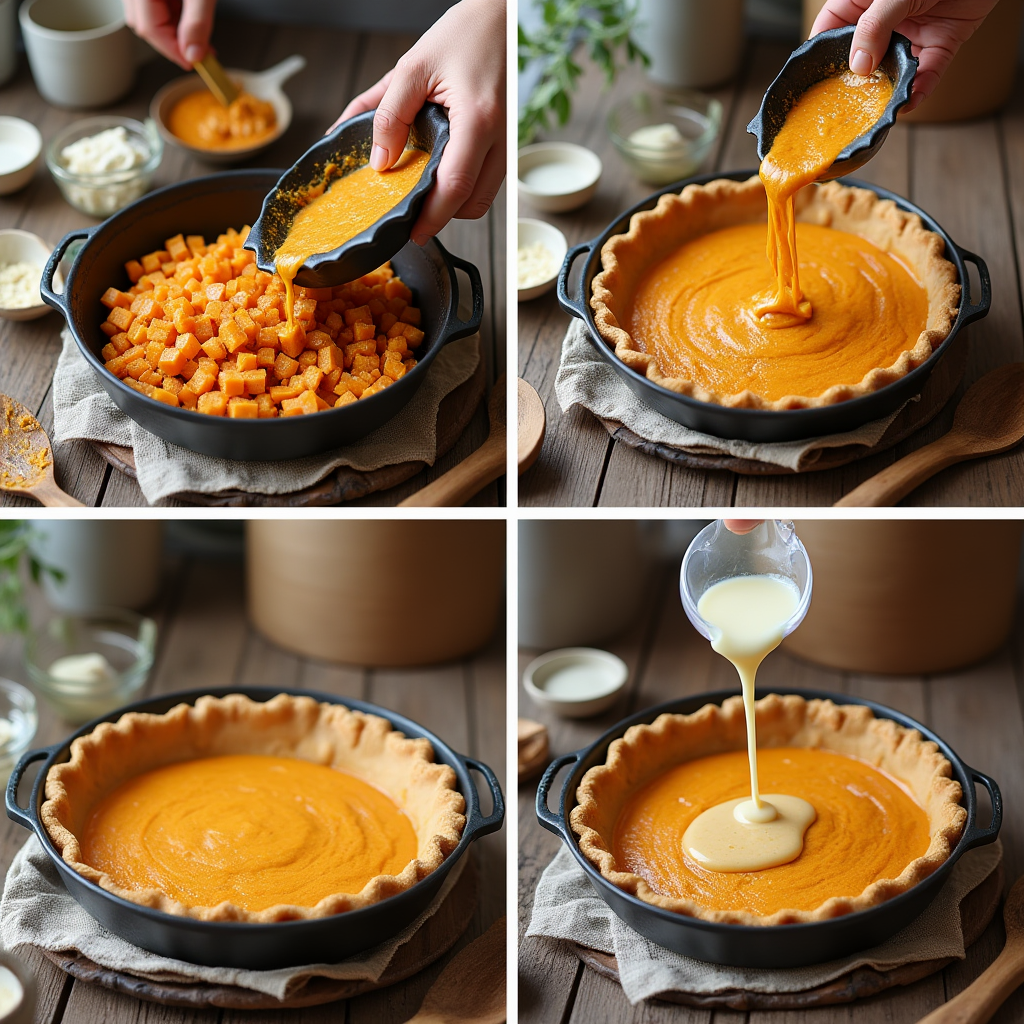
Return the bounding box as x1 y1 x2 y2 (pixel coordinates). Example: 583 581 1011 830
79 754 418 913
613 746 930 917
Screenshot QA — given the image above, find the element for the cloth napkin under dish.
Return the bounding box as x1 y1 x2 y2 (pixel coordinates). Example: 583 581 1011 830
527 840 1002 1005
51 327 480 505
555 319 916 472
1 835 466 1002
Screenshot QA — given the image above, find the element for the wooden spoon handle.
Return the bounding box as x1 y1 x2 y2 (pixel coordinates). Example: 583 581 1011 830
834 438 965 506
916 943 1024 1024
398 435 506 507
28 478 85 507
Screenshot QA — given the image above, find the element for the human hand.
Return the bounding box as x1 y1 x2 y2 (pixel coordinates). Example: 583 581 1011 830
123 0 217 70
724 520 764 535
332 0 506 245
811 1 999 112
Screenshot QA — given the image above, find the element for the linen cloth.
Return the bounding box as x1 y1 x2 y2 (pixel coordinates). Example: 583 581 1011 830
554 319 916 472
51 327 479 505
527 840 1002 1005
1 834 466 1001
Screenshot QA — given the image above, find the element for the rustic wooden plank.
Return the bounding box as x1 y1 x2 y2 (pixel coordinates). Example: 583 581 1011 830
298 660 367 699
59 980 221 1024
569 967 711 1023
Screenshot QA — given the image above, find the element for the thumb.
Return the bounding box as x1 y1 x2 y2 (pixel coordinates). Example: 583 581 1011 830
178 0 216 64
369 56 430 171
849 0 911 75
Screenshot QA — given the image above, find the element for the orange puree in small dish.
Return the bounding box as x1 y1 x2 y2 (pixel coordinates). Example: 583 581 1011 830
80 754 418 912
613 747 930 916
759 70 893 325
275 148 429 327
168 90 277 150
628 221 928 402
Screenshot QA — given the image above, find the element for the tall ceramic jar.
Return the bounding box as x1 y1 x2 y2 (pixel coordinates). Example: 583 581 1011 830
246 521 504 667
784 520 1024 674
633 0 745 90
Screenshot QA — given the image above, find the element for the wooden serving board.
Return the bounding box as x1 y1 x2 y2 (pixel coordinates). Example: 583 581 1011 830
598 326 969 476
90 343 485 506
37 857 478 1010
572 857 1003 1011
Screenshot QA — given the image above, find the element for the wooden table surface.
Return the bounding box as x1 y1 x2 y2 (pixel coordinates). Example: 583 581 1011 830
0 539 506 1023
518 555 1024 1023
518 35 1024 506
0 16 505 508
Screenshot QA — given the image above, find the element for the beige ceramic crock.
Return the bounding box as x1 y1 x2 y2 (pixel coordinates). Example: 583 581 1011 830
246 521 504 667
784 520 1023 674
802 0 1024 122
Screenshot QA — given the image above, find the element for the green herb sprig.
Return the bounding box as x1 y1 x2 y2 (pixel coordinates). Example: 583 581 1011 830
0 522 63 635
518 0 649 147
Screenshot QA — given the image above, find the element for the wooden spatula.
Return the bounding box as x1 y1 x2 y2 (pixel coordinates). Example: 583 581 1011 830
915 873 1024 1024
517 378 545 474
0 395 82 507
835 363 1024 506
193 53 238 107
404 916 506 1024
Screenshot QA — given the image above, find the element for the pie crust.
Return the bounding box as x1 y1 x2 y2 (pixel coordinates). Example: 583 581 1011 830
571 694 966 925
41 693 467 923
590 177 961 410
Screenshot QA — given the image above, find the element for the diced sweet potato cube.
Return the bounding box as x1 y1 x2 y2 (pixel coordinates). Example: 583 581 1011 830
344 304 373 326
227 397 258 418
300 365 323 392
318 344 341 374
126 318 149 344
255 393 277 418
139 368 163 386
258 326 279 348
126 357 150 380
158 347 187 375
233 307 258 341
101 287 132 310
293 297 318 322
352 353 379 375
197 391 228 416
269 384 303 403
383 357 406 381
352 322 376 343
334 390 357 407
218 318 249 353
178 385 198 409
403 325 424 348
141 250 169 274
186 235 206 258
400 306 421 325
125 259 144 284
161 375 183 396
235 351 257 372
218 371 245 397
146 319 176 346
201 335 227 361
175 332 201 360
101 342 118 362
165 234 190 261
242 369 266 394
256 346 277 368
297 350 317 368
172 308 196 334
188 368 216 395
305 329 332 350
193 314 215 342
106 306 135 332
273 352 300 379
281 390 319 416
277 322 306 359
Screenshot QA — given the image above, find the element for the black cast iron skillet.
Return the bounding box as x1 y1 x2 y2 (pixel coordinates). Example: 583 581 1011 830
39 169 482 462
7 685 504 971
557 171 991 442
536 686 1000 969
246 103 449 288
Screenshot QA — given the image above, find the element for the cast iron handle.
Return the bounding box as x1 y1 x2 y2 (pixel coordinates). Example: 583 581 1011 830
963 765 1002 848
439 246 484 343
535 751 581 839
461 755 504 838
556 241 594 321
40 227 95 316
955 246 992 327
6 744 60 831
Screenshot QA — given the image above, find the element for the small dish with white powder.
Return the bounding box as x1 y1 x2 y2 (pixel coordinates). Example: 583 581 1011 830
0 230 62 321
46 116 163 218
518 219 568 302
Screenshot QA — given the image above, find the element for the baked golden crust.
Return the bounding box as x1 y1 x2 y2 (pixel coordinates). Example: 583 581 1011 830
590 177 961 410
570 694 965 925
42 693 466 923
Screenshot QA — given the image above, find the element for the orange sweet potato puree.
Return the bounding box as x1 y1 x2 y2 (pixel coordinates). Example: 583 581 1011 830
168 90 277 150
628 221 928 402
613 747 930 916
759 70 893 324
275 148 429 327
80 754 418 911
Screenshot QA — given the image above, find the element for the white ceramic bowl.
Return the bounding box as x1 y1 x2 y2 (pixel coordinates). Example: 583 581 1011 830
518 142 602 213
150 54 306 165
0 230 62 321
0 117 42 195
518 218 568 302
522 647 628 718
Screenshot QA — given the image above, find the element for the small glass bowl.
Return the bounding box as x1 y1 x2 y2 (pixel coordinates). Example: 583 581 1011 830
45 116 163 219
24 608 157 725
607 90 723 186
0 680 37 787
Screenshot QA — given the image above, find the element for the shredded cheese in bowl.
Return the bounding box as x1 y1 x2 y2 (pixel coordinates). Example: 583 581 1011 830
518 241 559 289
0 262 42 309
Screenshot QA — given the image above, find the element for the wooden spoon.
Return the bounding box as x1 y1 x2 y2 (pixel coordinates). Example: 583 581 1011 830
0 395 82 507
404 916 506 1024
835 363 1024 506
916 873 1024 1024
193 53 239 107
399 374 506 507
517 378 545 474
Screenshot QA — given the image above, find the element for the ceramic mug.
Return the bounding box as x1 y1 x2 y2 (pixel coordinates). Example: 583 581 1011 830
19 0 137 108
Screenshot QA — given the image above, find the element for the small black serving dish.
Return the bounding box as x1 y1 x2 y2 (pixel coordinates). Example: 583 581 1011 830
536 687 1001 969
245 103 450 289
7 686 504 971
40 169 482 462
557 170 991 443
747 26 917 180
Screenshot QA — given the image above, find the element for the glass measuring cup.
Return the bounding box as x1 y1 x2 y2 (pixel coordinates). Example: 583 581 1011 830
680 519 813 644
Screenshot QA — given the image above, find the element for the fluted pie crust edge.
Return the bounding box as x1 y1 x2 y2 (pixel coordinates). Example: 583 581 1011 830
570 694 966 925
41 693 466 923
590 177 961 410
